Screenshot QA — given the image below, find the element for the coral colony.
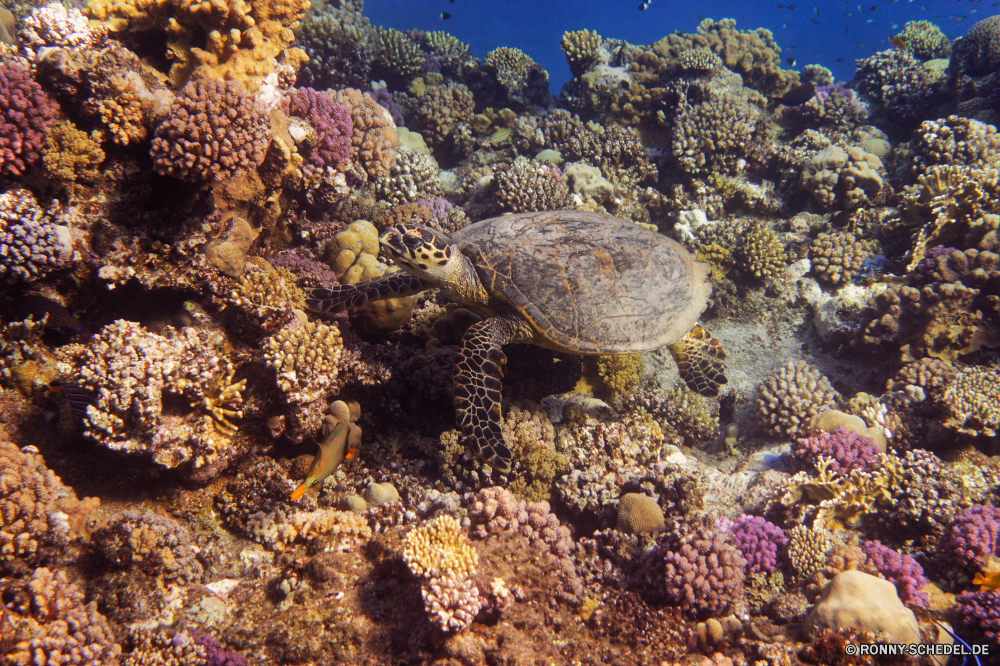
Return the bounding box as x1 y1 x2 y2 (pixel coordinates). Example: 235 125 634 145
3 1 1000 664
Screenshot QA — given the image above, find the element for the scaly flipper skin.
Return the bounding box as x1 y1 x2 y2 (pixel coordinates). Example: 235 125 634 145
305 272 427 313
453 315 520 472
666 325 728 398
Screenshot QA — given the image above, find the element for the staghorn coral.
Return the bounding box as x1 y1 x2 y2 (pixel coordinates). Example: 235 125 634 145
5 567 121 665
41 121 105 185
94 508 203 583
262 320 343 404
941 365 1000 437
891 20 950 61
561 29 602 77
757 361 840 439
809 231 871 286
0 188 73 283
326 88 398 186
800 145 885 210
0 63 60 177
150 80 270 183
494 159 569 213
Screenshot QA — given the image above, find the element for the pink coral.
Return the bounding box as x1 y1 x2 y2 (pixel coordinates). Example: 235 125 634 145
0 64 60 177
285 87 354 170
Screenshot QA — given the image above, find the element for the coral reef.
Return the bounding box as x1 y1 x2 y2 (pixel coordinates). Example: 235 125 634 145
0 63 60 177
757 361 840 439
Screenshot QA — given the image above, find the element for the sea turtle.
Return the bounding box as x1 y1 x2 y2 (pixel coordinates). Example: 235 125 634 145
307 210 727 471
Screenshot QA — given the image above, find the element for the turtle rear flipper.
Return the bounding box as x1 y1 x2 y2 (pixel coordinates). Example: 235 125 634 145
666 325 728 398
305 273 427 312
453 315 519 472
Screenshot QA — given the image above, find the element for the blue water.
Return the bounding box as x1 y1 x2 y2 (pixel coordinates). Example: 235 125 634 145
365 0 988 91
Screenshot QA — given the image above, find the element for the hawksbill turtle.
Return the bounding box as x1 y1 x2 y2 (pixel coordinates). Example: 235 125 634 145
307 210 727 471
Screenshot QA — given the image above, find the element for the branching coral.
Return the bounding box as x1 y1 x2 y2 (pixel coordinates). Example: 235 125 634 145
0 63 60 177
911 115 1000 174
561 29 603 77
671 91 764 177
262 320 343 404
94 508 204 583
0 188 73 283
891 20 951 61
484 46 549 104
757 361 839 439
295 3 373 90
150 80 270 182
494 159 569 212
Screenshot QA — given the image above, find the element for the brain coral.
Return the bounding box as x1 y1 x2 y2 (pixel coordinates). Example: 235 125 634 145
150 79 271 182
0 63 60 177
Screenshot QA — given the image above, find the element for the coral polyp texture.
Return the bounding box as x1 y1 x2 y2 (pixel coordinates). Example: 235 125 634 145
7 2 1000 663
150 79 271 182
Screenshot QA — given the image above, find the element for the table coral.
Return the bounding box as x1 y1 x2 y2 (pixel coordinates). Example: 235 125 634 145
150 79 271 182
0 63 60 177
756 361 840 439
0 188 73 283
4 567 121 665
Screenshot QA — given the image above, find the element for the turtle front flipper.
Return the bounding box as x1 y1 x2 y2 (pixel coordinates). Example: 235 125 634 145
666 325 728 398
305 272 427 312
453 315 520 472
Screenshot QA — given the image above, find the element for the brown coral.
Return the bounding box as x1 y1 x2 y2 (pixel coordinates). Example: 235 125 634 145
757 361 840 439
809 231 871 286
41 121 105 184
326 87 399 186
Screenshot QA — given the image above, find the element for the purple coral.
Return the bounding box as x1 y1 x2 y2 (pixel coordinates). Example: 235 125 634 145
658 528 747 619
285 87 354 170
369 86 404 126
727 514 786 575
0 64 60 177
940 504 1000 569
908 245 956 285
150 79 271 182
268 250 339 290
791 427 880 476
954 590 1000 652
414 196 453 222
862 540 930 607
189 628 249 666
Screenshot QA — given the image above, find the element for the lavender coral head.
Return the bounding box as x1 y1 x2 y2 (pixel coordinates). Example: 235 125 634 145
0 64 60 177
941 504 1000 569
861 540 929 607
285 87 354 170
792 427 880 476
727 514 787 575
954 590 1000 652
150 80 271 182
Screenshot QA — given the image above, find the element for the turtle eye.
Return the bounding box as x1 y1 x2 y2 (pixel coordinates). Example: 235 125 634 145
404 234 423 249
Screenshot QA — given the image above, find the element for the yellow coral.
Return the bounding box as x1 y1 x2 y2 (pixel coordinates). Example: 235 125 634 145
402 515 478 580
742 220 786 283
42 122 105 184
560 29 601 76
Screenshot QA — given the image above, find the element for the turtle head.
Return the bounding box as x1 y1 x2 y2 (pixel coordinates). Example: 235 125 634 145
380 223 460 284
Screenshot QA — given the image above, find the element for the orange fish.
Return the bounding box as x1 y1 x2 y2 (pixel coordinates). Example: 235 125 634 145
290 401 361 501
974 570 1000 591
